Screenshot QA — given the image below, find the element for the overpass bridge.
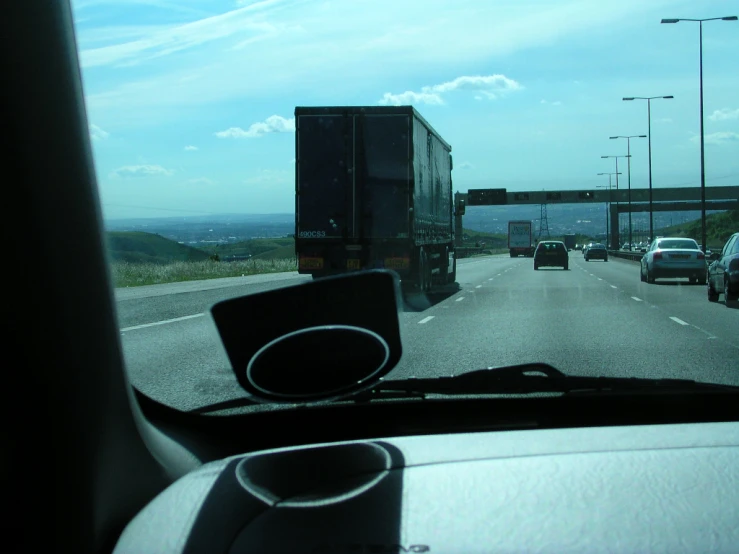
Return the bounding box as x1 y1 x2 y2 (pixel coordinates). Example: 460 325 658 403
454 186 739 248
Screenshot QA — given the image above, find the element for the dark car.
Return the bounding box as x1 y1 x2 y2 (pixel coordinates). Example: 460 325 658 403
534 240 568 270
707 232 739 305
584 243 608 262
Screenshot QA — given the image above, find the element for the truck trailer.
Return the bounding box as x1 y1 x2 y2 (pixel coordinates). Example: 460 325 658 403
563 234 576 251
508 220 534 257
294 105 456 292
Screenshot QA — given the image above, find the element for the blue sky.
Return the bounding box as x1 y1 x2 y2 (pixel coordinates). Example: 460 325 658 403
71 0 739 220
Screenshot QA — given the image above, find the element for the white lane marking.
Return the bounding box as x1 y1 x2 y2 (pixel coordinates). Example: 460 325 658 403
597 278 603 281
631 297 642 302
497 274 501 276
610 285 617 289
456 296 465 302
488 278 494 281
670 317 689 326
476 285 482 289
120 313 204 332
418 316 434 324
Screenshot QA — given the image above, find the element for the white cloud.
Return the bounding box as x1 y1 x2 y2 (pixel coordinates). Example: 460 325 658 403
379 74 522 106
708 108 739 122
458 161 474 170
109 164 175 179
79 1 682 117
184 145 198 151
690 132 739 146
655 117 672 124
215 115 295 138
540 100 562 105
89 123 109 140
77 0 291 68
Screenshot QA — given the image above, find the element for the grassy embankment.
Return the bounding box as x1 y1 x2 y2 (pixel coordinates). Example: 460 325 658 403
657 209 738 250
108 232 297 287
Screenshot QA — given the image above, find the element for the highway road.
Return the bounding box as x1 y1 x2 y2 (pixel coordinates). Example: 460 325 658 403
116 254 739 412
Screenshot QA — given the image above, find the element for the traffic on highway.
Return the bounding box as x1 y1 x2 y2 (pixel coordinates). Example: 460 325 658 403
116 249 738 413
25 1 738 552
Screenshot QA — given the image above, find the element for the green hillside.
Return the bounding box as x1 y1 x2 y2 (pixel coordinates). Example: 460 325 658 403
106 232 210 264
209 237 295 259
461 229 507 248
658 209 738 247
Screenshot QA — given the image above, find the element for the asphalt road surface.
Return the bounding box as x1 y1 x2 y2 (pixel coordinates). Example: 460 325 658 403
116 254 739 412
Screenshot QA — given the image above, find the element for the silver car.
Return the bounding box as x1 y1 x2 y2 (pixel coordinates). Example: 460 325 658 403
640 237 707 284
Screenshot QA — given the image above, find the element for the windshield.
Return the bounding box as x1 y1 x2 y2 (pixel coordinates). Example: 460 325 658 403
657 239 700 250
71 0 739 413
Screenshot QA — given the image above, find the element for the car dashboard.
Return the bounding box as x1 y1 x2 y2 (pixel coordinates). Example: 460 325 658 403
114 420 739 554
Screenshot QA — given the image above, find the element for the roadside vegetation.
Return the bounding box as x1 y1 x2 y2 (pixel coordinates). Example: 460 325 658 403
107 232 297 287
111 258 298 287
658 209 738 248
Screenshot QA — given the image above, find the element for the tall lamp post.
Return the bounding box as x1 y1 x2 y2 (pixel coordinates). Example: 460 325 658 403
661 15 737 251
597 172 621 248
609 136 646 248
622 96 674 242
601 155 631 248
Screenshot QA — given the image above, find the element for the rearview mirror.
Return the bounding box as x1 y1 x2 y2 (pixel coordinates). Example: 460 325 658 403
710 252 720 261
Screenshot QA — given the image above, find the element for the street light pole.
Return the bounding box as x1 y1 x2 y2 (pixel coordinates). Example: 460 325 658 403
597 172 621 248
623 96 674 241
596 184 610 244
605 139 643 248
661 15 737 250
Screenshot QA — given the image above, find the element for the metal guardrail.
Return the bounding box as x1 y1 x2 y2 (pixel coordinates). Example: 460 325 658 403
607 250 644 262
607 249 716 267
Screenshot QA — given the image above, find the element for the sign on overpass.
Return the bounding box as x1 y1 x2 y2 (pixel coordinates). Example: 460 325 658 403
456 186 739 206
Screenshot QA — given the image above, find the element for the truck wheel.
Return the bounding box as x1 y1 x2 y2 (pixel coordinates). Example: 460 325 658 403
424 251 432 292
417 250 426 292
439 247 449 283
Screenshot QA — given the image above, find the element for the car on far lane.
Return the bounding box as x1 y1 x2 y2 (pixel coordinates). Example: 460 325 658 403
707 232 739 304
584 243 608 262
534 240 568 271
640 237 706 285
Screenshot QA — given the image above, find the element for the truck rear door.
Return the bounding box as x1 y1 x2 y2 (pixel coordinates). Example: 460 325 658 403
297 112 411 242
357 114 411 240
296 114 353 240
